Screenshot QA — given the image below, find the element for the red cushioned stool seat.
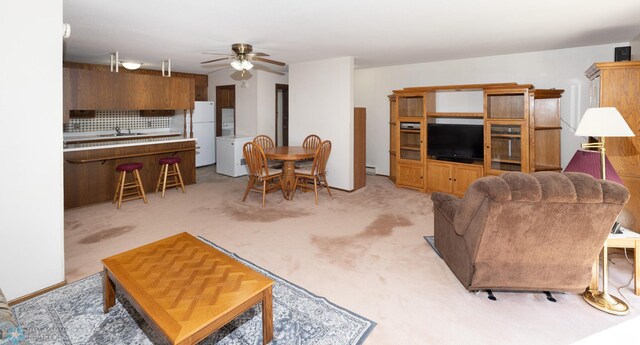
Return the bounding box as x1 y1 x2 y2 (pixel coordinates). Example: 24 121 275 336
159 157 182 165
113 162 147 208
116 162 144 172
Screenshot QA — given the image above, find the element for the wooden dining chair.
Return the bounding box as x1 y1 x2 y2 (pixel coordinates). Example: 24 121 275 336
303 134 321 150
292 140 332 205
298 134 321 168
253 135 275 149
242 142 285 208
253 135 282 169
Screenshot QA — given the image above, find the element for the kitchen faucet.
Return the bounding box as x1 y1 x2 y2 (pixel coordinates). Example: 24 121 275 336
114 126 121 135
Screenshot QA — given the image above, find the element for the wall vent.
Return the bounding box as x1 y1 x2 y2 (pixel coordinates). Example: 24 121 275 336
366 166 376 175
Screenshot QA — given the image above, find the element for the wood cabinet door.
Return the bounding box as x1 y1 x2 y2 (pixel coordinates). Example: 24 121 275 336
397 163 424 189
452 164 483 196
426 161 452 193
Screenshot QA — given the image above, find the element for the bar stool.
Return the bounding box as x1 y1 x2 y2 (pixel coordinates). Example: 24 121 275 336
113 162 147 209
155 156 185 198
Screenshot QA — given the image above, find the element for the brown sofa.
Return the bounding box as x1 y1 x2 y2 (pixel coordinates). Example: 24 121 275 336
432 172 629 293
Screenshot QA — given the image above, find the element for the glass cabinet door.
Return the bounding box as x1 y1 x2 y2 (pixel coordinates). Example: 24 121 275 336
485 122 527 173
399 122 422 161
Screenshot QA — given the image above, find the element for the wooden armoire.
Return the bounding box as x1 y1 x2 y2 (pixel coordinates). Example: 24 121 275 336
586 61 640 231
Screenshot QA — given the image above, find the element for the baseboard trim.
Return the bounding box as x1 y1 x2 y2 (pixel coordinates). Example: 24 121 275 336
8 280 67 306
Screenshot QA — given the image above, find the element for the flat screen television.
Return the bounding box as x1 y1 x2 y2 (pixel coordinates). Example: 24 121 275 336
427 124 484 163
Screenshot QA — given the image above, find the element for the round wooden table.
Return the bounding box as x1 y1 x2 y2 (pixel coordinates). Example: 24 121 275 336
263 146 315 200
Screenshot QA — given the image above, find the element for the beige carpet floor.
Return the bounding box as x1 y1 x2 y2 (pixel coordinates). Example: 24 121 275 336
64 166 640 344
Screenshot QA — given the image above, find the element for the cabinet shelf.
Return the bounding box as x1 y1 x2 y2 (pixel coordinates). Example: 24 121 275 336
534 126 562 130
426 112 484 118
491 158 521 164
400 129 420 133
491 134 521 138
400 145 420 151
535 165 562 172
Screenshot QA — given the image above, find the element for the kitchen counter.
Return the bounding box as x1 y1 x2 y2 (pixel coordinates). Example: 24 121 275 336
64 136 194 152
64 138 196 209
63 130 190 151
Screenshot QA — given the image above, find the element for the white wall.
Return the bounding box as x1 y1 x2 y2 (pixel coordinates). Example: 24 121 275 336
355 43 627 176
208 69 288 137
631 34 640 60
289 57 354 190
0 0 65 300
208 70 257 136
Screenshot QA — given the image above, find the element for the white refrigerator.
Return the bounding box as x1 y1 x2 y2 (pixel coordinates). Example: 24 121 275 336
216 135 254 177
171 101 216 167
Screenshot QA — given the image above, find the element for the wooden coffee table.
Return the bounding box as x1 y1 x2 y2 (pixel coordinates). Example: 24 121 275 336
102 232 274 344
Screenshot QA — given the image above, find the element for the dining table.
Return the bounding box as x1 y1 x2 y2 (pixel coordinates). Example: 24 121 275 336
263 146 316 200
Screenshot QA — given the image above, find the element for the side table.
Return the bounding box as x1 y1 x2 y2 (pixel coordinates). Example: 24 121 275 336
589 228 640 296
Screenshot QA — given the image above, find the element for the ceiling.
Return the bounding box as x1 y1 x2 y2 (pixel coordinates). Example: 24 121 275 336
63 0 640 74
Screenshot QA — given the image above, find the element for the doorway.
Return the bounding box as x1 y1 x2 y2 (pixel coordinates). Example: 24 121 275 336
215 85 236 137
275 84 289 146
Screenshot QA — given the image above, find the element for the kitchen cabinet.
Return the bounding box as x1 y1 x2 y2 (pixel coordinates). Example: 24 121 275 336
63 68 195 120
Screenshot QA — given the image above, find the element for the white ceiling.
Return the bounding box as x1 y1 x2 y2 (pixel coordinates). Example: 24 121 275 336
63 0 640 74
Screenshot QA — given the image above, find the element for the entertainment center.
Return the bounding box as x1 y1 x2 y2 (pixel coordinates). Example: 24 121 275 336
388 83 563 196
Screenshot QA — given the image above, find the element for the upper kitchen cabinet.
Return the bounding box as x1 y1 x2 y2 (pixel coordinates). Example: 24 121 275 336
63 67 195 121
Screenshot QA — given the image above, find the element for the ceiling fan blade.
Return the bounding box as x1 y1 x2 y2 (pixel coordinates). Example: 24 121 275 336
202 52 231 56
253 64 286 76
210 66 233 73
200 57 230 64
252 52 270 57
253 56 286 66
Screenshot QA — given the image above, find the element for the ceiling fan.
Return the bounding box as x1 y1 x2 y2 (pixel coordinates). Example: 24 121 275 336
201 43 286 75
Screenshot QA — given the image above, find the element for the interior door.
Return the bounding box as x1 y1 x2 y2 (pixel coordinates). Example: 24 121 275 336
276 84 289 146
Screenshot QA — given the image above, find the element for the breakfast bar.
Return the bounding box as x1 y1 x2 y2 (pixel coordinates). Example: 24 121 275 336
64 135 196 209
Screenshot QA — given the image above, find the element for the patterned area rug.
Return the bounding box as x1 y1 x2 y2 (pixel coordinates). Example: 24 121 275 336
13 237 375 344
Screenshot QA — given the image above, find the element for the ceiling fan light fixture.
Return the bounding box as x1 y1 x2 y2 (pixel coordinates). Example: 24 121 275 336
230 60 244 71
241 60 254 70
121 61 142 70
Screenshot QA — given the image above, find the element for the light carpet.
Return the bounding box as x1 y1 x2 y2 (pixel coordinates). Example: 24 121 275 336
63 166 640 344
13 237 374 344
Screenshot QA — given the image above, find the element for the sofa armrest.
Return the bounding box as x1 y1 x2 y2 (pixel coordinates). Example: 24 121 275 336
0 289 20 343
431 192 461 224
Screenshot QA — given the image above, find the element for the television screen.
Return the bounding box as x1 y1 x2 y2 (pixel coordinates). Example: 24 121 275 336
427 124 484 163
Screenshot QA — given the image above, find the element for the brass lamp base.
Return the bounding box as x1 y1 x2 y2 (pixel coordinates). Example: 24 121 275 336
583 289 629 316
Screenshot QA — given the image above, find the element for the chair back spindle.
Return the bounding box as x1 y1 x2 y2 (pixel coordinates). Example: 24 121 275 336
303 134 321 150
253 135 275 150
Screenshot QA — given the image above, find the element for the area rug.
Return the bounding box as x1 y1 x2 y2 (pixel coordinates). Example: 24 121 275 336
423 236 442 258
12 236 375 345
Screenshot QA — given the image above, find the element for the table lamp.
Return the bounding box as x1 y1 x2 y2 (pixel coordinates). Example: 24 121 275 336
572 107 634 315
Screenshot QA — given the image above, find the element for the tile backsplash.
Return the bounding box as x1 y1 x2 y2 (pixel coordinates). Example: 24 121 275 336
63 110 171 132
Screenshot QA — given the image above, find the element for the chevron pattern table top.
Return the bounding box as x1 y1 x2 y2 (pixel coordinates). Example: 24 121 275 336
102 232 274 344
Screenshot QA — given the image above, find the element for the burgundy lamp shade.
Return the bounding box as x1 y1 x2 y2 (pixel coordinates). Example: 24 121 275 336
563 150 623 185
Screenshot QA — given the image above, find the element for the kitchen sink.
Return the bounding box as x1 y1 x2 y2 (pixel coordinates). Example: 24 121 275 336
98 133 147 137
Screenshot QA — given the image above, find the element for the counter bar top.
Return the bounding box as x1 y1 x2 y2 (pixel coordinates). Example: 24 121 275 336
64 136 196 152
